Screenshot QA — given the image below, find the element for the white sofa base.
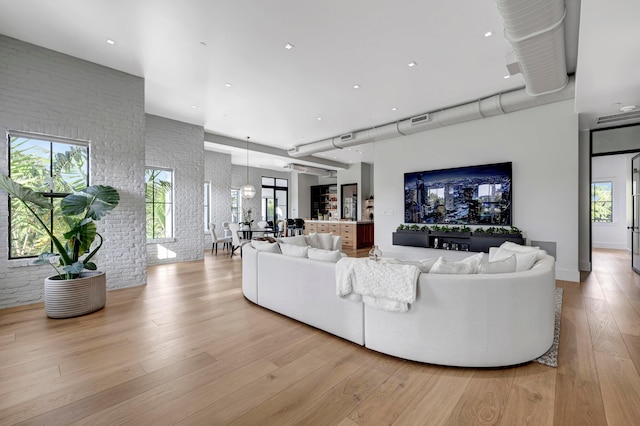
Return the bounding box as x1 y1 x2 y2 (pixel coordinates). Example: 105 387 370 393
242 245 556 367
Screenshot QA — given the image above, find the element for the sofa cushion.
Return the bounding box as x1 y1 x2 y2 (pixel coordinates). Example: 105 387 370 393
308 248 342 262
478 254 517 274
280 244 308 258
250 240 281 253
491 248 537 272
383 258 438 273
277 235 308 247
494 241 547 261
305 232 333 250
429 253 483 275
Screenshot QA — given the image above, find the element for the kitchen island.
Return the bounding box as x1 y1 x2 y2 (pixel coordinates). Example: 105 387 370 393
304 220 374 249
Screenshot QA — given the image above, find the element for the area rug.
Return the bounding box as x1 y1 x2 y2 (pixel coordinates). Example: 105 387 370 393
534 288 563 368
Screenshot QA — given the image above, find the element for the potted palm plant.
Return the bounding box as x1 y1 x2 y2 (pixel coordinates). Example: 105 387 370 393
0 174 119 318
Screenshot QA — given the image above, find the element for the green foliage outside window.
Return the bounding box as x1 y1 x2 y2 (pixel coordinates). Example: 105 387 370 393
591 182 613 223
146 168 173 239
8 135 88 258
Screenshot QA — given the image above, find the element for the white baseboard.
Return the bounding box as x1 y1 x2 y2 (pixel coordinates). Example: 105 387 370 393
556 268 580 283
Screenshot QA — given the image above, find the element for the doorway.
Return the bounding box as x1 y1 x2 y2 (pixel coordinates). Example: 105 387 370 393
590 123 640 273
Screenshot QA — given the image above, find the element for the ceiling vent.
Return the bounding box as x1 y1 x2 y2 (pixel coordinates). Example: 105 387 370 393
596 110 640 125
410 114 430 125
340 133 354 142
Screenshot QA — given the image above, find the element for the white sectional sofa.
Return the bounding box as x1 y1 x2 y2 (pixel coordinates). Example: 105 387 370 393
241 244 556 367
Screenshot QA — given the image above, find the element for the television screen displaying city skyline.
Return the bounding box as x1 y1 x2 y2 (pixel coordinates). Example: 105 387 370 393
404 162 512 225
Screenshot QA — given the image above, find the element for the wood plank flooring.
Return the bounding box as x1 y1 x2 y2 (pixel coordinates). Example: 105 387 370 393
2 248 640 425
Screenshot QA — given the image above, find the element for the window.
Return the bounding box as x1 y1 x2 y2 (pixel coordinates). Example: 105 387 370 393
591 181 613 223
8 133 89 259
231 189 240 223
146 168 174 239
204 181 211 232
261 177 288 222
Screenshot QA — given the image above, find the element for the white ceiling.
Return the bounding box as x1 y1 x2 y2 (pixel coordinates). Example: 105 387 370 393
0 0 638 171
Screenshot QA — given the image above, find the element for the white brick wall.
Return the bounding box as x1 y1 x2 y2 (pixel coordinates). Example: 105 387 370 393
0 35 147 309
204 151 232 250
145 115 205 265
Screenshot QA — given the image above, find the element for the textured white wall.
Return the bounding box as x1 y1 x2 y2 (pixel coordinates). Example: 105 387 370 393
374 100 580 282
204 150 232 250
145 115 205 265
0 35 147 308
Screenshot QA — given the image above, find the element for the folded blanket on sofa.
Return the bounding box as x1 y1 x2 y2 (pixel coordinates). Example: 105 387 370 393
336 257 420 312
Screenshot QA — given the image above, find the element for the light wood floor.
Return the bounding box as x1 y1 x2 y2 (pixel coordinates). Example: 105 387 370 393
2 248 640 425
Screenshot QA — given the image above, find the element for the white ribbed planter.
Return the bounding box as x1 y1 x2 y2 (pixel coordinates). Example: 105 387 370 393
44 271 106 319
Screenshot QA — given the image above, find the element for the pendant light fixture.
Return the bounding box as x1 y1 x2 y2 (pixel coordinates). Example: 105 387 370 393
240 136 256 199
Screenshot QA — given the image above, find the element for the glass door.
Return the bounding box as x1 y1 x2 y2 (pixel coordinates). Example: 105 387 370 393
632 154 640 273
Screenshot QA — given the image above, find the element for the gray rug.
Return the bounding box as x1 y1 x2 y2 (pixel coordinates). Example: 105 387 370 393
534 288 563 368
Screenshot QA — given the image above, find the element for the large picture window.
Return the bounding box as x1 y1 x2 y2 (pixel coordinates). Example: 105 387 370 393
8 133 89 259
261 177 288 222
591 181 613 223
146 168 174 239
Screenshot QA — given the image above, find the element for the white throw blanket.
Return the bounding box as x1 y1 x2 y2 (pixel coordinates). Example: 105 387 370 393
336 257 420 312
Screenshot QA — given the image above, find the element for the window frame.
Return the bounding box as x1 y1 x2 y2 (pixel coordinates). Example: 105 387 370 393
145 167 175 241
7 131 90 259
591 181 613 223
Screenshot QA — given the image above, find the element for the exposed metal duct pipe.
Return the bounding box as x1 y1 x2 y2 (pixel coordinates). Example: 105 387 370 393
288 77 574 158
284 163 338 178
496 0 569 96
287 0 572 159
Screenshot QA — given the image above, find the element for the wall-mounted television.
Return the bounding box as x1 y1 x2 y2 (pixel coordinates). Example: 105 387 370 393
404 162 512 225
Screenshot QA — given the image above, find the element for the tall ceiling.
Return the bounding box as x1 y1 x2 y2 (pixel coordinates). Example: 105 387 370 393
0 0 638 171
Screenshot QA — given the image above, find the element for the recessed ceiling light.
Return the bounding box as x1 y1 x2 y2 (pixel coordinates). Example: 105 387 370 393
284 43 295 50
106 38 116 45
391 107 398 111
484 31 493 38
191 105 198 109
621 105 637 112
353 84 361 89
503 75 510 79
224 83 232 87
317 117 323 121
408 61 417 67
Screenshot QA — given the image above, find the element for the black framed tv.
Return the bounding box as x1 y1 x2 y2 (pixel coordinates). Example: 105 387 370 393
404 162 512 225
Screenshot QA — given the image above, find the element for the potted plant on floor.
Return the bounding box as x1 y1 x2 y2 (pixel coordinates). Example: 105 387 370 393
0 174 119 318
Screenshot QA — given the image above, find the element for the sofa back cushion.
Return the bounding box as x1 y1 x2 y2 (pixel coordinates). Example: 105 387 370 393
308 248 342 262
478 254 517 274
250 240 281 254
280 243 308 258
277 235 308 247
306 232 334 250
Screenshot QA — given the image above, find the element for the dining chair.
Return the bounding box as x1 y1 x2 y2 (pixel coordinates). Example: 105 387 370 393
222 221 231 238
228 223 250 257
210 223 232 255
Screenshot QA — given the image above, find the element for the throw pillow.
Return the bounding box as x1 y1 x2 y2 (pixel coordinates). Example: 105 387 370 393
277 235 308 247
250 240 281 254
492 248 537 272
308 248 342 262
305 233 322 249
497 241 547 261
279 244 308 258
383 258 438 273
460 253 484 273
478 254 517 274
429 257 477 274
316 232 334 251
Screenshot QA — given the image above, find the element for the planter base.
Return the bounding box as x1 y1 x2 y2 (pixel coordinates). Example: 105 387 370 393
44 271 106 319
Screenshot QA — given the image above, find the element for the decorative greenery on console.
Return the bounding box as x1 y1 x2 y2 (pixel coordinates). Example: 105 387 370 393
473 226 521 236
